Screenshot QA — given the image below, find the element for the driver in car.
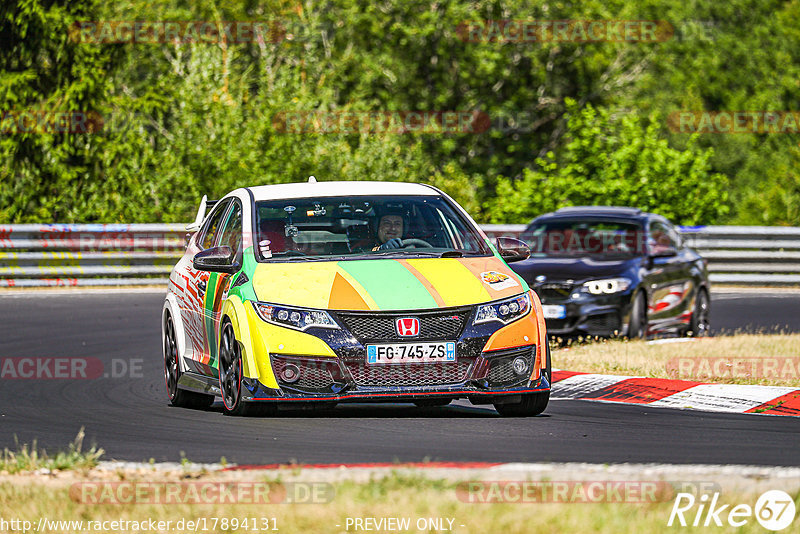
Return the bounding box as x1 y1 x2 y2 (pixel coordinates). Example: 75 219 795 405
372 213 405 251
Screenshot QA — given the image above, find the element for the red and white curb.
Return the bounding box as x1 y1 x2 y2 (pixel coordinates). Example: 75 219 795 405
551 370 800 416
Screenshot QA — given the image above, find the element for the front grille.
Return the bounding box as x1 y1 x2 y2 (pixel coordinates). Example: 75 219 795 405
271 355 342 393
337 308 470 342
344 358 475 387
486 346 535 386
535 282 574 300
584 312 621 333
545 318 573 331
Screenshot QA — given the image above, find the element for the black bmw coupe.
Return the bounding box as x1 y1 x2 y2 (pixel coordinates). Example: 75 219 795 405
509 206 710 339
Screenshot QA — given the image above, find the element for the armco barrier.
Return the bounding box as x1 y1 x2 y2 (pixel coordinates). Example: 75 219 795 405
1 223 799 287
0 224 185 288
483 224 800 285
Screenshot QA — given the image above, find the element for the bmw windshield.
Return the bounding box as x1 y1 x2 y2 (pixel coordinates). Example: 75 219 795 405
254 195 492 261
521 219 646 258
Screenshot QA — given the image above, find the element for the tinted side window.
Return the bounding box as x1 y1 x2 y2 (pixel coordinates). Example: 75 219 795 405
218 200 243 254
199 200 231 250
649 221 680 251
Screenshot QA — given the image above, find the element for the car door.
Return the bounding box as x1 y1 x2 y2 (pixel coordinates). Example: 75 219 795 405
182 199 232 375
644 219 694 332
200 198 244 377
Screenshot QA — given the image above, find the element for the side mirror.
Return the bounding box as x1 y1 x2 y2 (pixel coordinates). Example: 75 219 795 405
193 246 239 274
649 245 678 258
495 237 531 263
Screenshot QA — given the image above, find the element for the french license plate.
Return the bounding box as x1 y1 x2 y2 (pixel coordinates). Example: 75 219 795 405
366 342 456 365
542 304 567 319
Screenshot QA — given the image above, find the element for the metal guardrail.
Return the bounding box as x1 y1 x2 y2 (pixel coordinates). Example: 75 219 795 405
482 224 800 285
0 224 184 287
1 223 799 287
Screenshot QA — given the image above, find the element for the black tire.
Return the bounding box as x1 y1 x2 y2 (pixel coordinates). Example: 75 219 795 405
163 310 214 409
218 320 275 417
688 288 711 337
494 391 550 417
413 398 452 407
627 291 648 339
542 342 552 384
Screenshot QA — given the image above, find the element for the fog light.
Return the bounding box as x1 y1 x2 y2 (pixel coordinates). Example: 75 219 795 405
280 363 301 383
512 357 528 375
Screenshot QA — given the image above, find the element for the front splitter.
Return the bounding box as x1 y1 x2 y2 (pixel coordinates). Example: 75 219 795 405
241 377 550 403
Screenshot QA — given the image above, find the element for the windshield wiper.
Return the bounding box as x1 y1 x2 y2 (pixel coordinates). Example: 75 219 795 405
439 250 463 258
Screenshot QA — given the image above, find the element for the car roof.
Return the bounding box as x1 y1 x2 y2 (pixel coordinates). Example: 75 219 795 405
247 181 439 201
553 206 643 216
528 206 657 224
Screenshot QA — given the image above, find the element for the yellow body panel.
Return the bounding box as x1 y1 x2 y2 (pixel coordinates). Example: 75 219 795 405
224 298 338 388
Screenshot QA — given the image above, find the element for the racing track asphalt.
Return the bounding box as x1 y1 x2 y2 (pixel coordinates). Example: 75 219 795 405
0 290 798 466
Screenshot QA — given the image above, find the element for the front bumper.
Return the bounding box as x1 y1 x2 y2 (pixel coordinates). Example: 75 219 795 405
535 286 634 337
241 376 550 404
241 298 548 401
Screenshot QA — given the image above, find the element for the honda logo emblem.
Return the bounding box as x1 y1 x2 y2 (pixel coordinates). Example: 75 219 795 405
395 317 420 337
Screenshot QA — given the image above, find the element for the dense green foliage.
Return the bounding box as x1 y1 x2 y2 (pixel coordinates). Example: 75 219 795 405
2 0 798 225
485 100 729 224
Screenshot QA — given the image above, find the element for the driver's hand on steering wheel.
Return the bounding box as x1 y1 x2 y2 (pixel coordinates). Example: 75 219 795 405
378 238 403 250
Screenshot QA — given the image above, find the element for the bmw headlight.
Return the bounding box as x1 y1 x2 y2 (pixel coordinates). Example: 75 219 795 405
582 277 632 295
474 293 531 325
253 302 339 331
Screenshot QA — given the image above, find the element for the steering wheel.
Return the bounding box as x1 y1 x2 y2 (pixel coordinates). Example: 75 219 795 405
401 238 433 248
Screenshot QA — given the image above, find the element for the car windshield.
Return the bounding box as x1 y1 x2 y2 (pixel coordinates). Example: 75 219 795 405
521 219 645 257
254 195 491 261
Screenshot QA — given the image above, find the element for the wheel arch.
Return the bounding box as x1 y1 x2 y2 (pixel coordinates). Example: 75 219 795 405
162 295 187 373
220 296 264 382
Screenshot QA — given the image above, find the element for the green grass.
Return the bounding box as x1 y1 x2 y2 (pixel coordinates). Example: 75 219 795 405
551 334 800 386
1 472 798 533
1 429 104 474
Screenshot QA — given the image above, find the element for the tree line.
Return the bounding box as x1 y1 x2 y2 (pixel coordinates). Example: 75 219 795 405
2 0 798 226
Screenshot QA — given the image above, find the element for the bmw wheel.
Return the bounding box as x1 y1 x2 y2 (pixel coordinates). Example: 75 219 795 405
627 291 648 339
688 289 711 337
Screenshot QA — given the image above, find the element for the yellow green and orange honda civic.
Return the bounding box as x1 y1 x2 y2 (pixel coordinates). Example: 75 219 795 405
162 180 550 416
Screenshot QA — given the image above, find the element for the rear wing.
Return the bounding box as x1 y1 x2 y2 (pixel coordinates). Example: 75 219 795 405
186 196 219 232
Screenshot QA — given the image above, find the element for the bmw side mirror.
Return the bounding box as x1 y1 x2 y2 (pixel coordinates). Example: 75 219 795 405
649 245 678 258
495 237 531 263
193 246 240 274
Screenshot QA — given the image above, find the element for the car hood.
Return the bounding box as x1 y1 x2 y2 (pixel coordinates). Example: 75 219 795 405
251 256 528 311
510 255 640 283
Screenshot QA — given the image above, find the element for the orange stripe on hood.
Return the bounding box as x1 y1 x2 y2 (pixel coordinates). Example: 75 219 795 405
396 259 447 308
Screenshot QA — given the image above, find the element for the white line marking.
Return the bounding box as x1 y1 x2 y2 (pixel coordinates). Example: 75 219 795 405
649 384 798 412
551 374 635 399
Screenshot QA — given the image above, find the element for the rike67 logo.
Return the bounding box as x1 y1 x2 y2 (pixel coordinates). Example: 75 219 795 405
668 490 796 531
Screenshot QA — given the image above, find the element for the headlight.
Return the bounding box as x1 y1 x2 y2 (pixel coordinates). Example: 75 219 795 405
474 293 531 325
582 277 632 295
253 302 339 331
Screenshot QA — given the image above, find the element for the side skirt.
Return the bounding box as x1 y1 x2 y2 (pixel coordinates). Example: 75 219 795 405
177 371 220 397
